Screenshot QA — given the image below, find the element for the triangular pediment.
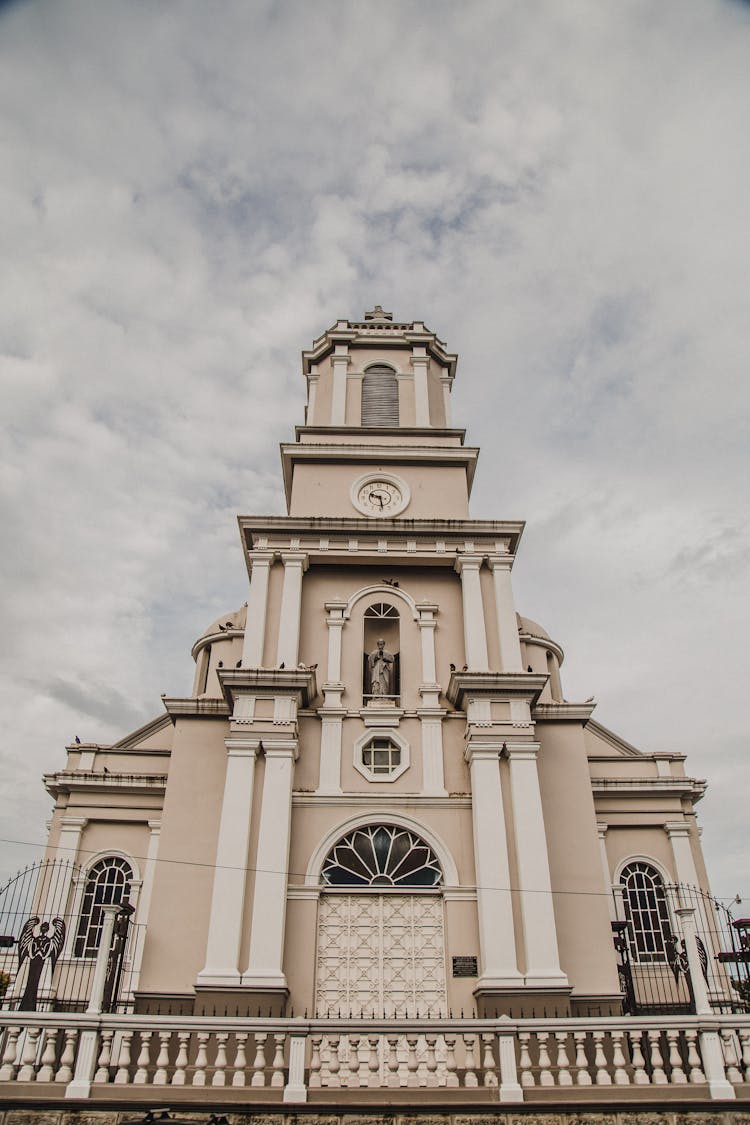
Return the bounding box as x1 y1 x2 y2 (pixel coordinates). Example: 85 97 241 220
113 712 173 751
584 718 645 758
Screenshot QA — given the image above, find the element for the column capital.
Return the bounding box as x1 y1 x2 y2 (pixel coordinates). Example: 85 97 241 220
261 739 299 761
59 815 88 830
596 821 609 837
486 554 513 572
504 741 541 761
280 551 309 571
249 550 275 567
454 553 484 574
332 343 351 361
664 820 692 838
464 740 504 764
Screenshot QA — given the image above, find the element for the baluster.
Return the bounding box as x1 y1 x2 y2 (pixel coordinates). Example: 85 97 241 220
444 1034 458 1088
738 1028 750 1081
153 1030 171 1085
133 1030 152 1084
647 1029 667 1085
406 1035 419 1088
172 1031 190 1085
684 1029 705 1084
629 1031 648 1085
270 1032 285 1088
17 1026 41 1081
0 1026 21 1081
367 1035 380 1087
347 1035 361 1087
113 1028 133 1084
94 1029 114 1084
573 1030 592 1086
463 1033 478 1088
476 1033 494 1088
425 1034 439 1088
592 1031 611 1085
518 1031 534 1087
538 1031 554 1086
211 1031 228 1086
308 1035 322 1089
555 1032 573 1086
327 1035 341 1088
192 1031 209 1086
721 1030 743 1085
386 1035 400 1087
666 1028 687 1084
251 1032 267 1087
37 1030 59 1082
610 1029 629 1085
232 1032 247 1087
56 1028 77 1083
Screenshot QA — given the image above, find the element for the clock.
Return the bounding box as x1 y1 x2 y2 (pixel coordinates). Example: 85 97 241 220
351 473 410 517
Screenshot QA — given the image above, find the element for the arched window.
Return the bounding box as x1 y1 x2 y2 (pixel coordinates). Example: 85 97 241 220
361 364 399 427
321 825 442 887
74 857 132 957
620 861 672 962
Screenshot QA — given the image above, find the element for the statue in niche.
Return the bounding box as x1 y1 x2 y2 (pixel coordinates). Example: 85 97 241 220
367 638 394 697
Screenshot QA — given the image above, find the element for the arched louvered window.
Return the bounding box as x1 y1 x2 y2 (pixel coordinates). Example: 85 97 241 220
361 365 399 427
74 857 132 956
620 861 672 962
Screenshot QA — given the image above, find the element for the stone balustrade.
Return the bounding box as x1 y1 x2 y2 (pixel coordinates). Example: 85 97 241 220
0 1012 748 1105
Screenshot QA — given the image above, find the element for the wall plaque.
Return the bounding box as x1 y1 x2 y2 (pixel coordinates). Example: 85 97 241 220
452 955 478 977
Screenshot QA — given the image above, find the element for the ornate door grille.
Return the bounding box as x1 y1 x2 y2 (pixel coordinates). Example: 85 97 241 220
315 893 447 1017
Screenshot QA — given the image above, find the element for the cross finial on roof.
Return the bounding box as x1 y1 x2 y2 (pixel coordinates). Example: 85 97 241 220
364 305 393 322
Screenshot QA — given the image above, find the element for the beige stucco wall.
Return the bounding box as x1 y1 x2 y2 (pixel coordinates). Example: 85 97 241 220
288 461 470 519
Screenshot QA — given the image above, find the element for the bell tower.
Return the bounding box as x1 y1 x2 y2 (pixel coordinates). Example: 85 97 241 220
282 307 478 520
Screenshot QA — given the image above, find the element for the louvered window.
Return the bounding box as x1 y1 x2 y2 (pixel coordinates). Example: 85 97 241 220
361 365 399 427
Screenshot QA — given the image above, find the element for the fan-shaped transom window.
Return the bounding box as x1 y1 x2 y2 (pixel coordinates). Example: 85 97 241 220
321 825 442 888
74 857 133 957
361 365 399 427
620 861 672 962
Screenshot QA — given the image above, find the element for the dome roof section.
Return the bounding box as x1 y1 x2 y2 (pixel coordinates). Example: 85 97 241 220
516 614 551 641
192 605 246 659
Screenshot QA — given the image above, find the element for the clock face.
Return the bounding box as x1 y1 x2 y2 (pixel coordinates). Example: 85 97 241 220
352 474 409 516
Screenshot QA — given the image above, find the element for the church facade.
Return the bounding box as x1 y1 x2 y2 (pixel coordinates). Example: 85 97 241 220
41 309 710 1018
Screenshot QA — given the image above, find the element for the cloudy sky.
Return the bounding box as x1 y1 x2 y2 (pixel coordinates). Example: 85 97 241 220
1 0 748 902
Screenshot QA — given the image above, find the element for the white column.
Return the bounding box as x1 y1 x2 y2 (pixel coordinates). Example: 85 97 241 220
242 551 274 667
506 743 568 986
331 344 349 425
411 346 430 426
318 714 344 794
324 600 346 684
440 373 453 427
665 822 701 887
419 713 447 796
56 817 87 959
597 823 617 921
198 742 259 987
455 556 490 671
306 366 319 424
86 904 120 1014
244 743 296 988
466 743 522 986
487 556 523 672
56 814 86 866
129 821 161 990
276 552 308 667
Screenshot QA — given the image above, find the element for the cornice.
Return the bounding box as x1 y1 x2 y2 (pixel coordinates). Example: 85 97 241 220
279 441 479 505
217 666 318 709
302 320 456 376
292 793 472 808
533 702 596 722
590 777 707 800
162 697 231 720
44 771 168 799
447 671 548 709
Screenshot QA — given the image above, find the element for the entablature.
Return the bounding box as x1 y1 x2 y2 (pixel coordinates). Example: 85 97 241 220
44 771 168 799
238 516 524 574
590 776 707 801
447 671 547 710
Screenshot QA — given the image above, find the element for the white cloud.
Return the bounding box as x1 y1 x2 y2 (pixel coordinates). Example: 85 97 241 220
1 0 749 904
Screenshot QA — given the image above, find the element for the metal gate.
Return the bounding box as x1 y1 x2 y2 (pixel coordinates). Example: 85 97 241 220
613 880 750 1015
0 859 141 1013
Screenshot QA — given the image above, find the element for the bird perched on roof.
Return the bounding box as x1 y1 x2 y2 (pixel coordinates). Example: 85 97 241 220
74 736 81 744
462 665 468 672
279 662 285 669
382 578 399 587
449 663 456 672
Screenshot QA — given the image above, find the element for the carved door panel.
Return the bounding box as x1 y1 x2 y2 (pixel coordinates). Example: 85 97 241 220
315 894 447 1017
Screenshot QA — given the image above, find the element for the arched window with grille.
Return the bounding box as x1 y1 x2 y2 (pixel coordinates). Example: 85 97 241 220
361 364 399 427
74 857 133 957
620 861 673 962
